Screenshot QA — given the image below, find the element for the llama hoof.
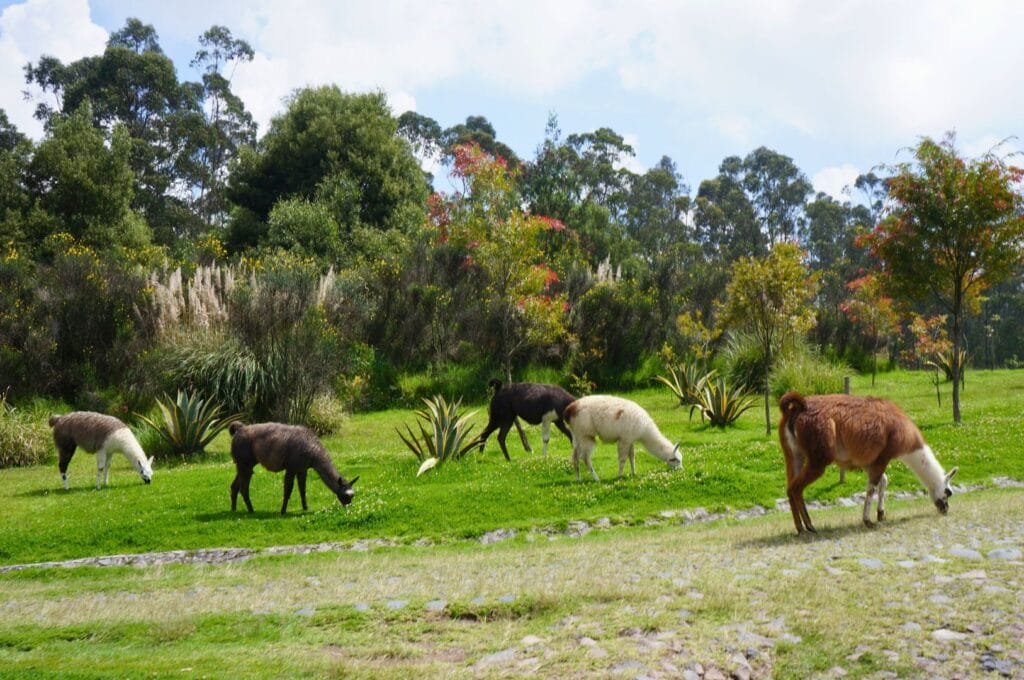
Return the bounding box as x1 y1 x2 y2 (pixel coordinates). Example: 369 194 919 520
863 519 876 528
877 510 886 522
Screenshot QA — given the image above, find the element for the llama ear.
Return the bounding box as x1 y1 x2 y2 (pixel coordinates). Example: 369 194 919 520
350 476 359 486
944 467 958 484
148 456 155 466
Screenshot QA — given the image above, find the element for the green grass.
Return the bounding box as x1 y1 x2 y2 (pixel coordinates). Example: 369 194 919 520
2 370 1023 566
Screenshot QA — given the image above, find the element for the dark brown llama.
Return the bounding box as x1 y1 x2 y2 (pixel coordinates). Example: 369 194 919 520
229 422 358 514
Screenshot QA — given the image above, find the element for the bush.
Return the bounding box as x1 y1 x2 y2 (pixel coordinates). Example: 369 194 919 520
690 376 758 428
137 390 241 459
305 394 349 436
769 348 851 398
721 332 770 391
0 392 53 468
396 395 480 475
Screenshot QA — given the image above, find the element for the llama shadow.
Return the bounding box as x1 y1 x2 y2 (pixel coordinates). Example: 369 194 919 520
737 513 922 549
16 486 116 498
194 510 297 522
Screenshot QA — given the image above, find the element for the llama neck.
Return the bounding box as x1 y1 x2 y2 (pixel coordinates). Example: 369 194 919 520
111 429 146 466
641 428 678 462
900 446 946 499
311 453 341 490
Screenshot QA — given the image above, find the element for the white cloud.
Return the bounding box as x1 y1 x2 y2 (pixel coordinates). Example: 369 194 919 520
812 164 860 201
710 114 753 148
0 0 106 138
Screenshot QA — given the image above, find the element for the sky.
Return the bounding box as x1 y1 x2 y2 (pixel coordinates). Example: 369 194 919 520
1 0 1022 201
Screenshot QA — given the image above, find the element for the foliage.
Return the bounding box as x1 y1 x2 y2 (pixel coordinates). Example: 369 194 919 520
840 273 901 385
0 391 53 468
690 375 758 428
861 132 1024 422
303 394 349 436
769 346 850 398
717 241 817 431
137 389 240 458
655 363 716 415
396 395 479 475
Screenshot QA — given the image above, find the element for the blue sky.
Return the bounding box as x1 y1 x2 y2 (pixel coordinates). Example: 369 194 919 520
2 0 1022 199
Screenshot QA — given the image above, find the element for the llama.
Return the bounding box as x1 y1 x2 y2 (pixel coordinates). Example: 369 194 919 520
478 379 577 460
49 412 154 489
563 395 682 481
778 391 958 534
228 421 358 514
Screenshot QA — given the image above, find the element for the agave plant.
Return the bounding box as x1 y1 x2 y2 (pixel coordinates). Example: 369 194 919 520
692 376 758 428
396 395 479 476
138 389 242 457
655 363 717 420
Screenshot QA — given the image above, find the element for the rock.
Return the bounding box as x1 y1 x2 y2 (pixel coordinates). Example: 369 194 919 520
988 548 1022 560
475 648 517 668
587 645 608 659
498 593 516 603
931 628 969 642
901 622 922 632
959 570 987 579
682 671 700 680
385 599 407 610
354 602 370 612
425 599 447 612
949 546 983 560
295 607 315 617
521 635 543 646
479 528 516 545
610 660 645 673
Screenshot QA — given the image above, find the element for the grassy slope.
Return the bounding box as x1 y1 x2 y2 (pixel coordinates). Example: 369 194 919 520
1 370 1023 566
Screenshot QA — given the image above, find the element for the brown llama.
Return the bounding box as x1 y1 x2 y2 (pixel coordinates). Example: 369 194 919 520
229 422 358 514
778 391 958 534
50 412 154 489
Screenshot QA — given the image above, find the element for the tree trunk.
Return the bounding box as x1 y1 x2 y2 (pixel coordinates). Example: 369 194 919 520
763 343 772 435
951 304 962 424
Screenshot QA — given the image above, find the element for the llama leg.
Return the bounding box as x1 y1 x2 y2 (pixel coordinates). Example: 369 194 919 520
514 418 532 453
281 470 296 514
238 468 255 513
540 419 551 457
230 473 242 511
572 439 581 481
862 480 877 527
582 439 599 482
95 450 108 489
876 473 888 522
555 420 573 448
629 444 636 476
297 469 309 511
57 444 76 490
788 460 829 533
477 420 497 453
496 425 512 461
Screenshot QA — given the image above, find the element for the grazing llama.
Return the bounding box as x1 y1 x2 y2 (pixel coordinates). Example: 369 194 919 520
563 395 682 481
778 391 958 534
49 412 154 489
478 379 576 459
229 421 358 514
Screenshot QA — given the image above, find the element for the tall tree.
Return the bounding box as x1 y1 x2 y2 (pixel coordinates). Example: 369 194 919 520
441 115 519 165
862 133 1024 423
189 25 256 226
739 147 813 245
226 86 428 250
0 110 31 244
24 18 203 241
717 242 818 433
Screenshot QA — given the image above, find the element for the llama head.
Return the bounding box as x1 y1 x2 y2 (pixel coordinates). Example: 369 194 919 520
934 467 958 514
668 444 682 470
135 455 154 484
335 475 359 506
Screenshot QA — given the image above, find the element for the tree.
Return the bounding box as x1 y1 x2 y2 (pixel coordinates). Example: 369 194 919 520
717 242 817 433
24 18 204 241
861 133 1024 423
0 110 31 244
441 115 519 165
189 25 257 226
430 143 567 379
739 147 813 246
226 86 428 251
840 274 900 384
24 104 150 250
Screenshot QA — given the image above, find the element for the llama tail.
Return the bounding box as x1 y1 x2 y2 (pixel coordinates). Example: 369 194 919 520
48 415 61 428
779 391 807 436
229 421 246 436
488 378 503 392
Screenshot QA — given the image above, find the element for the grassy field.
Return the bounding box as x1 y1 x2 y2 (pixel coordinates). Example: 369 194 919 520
1 370 1023 567
0 370 1022 677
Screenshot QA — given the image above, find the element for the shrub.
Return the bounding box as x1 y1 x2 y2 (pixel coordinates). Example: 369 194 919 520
721 332 770 392
396 395 479 475
655 362 716 410
769 349 851 399
691 376 758 429
305 394 349 436
0 391 53 468
137 390 240 458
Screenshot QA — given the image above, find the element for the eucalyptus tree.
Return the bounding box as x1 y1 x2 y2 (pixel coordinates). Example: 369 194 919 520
739 147 813 246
